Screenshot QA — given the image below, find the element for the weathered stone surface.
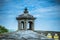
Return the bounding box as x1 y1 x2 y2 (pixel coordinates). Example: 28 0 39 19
0 30 52 40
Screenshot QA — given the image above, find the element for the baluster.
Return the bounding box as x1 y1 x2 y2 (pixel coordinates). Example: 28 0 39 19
54 33 59 40
47 33 52 39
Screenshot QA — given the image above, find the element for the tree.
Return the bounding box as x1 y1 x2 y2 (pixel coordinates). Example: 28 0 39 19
0 25 8 34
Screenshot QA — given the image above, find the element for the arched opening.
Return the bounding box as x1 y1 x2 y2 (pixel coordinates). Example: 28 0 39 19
21 21 33 30
28 21 33 30
21 21 24 30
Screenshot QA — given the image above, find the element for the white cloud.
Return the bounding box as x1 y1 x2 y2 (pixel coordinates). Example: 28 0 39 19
33 14 40 17
31 5 60 18
32 5 60 13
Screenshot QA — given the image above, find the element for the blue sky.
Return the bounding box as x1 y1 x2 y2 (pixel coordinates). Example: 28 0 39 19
0 0 60 31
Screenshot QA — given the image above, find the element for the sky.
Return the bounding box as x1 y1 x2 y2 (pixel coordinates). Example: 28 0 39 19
0 0 60 31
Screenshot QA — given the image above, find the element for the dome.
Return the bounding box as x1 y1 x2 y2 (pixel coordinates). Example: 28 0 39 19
0 30 52 40
3 30 51 40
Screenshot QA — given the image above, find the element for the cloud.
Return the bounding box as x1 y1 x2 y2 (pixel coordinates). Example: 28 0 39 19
35 17 60 31
32 5 60 13
31 5 60 19
33 15 41 18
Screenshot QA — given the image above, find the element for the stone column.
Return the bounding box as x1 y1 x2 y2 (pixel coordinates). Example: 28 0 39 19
18 20 22 30
31 21 34 31
24 20 27 30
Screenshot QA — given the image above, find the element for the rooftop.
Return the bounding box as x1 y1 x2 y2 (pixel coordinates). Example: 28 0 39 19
16 8 36 20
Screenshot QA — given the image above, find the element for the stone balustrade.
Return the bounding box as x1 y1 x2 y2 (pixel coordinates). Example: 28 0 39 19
38 33 59 40
34 31 60 40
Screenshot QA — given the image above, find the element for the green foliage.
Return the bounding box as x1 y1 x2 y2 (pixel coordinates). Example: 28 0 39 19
0 25 8 34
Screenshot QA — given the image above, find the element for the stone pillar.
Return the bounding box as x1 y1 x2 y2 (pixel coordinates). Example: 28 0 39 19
31 21 34 31
54 34 59 40
18 20 22 30
24 20 27 30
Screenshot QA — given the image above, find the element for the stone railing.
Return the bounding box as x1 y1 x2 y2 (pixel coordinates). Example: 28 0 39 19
35 31 60 40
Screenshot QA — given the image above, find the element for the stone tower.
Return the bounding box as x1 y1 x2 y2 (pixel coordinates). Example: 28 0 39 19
16 8 36 31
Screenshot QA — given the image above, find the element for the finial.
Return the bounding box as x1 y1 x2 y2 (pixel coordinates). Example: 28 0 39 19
24 7 28 13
